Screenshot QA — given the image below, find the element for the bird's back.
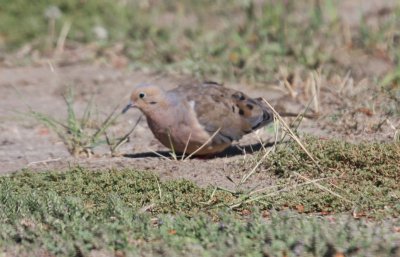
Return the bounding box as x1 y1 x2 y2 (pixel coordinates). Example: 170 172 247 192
169 81 274 145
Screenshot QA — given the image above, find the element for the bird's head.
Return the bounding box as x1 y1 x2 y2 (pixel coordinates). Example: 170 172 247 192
122 84 166 114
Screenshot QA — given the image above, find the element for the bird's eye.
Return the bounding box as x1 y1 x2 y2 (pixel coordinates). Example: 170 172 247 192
139 92 146 99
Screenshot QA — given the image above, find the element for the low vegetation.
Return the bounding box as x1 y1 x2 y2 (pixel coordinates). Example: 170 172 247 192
1 138 399 256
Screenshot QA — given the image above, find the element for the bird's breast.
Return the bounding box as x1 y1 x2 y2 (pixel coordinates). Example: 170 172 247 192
145 106 217 154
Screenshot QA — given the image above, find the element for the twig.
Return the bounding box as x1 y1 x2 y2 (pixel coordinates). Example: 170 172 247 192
27 158 62 167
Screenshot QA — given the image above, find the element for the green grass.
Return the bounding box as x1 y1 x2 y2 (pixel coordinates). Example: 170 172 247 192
1 203 399 256
0 168 234 217
1 137 399 256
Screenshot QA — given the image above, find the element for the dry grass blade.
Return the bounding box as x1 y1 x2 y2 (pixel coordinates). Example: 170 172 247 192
184 128 221 160
229 177 331 209
147 148 171 161
200 186 218 205
254 130 267 152
395 130 399 142
27 158 62 167
338 70 352 94
283 79 297 98
261 98 352 203
272 115 281 149
386 118 400 142
263 99 318 163
310 71 321 114
239 105 283 187
248 173 342 196
181 132 192 160
154 175 162 200
239 147 274 186
56 20 71 55
279 111 318 119
238 112 281 188
166 129 178 160
262 95 316 163
238 178 330 208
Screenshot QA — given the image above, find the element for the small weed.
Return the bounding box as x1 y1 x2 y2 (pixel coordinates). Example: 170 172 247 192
28 88 129 157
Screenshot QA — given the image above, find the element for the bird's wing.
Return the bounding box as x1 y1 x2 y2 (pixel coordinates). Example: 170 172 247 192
171 82 273 144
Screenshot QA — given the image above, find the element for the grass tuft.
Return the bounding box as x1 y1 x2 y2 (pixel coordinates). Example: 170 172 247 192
259 136 400 217
28 88 132 157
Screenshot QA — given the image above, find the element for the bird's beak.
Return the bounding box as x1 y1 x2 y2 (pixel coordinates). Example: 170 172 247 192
122 101 136 114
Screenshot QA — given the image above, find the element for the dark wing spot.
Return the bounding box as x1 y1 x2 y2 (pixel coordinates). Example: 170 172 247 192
231 105 235 112
238 94 246 101
239 109 245 115
204 81 222 86
211 94 221 103
232 92 246 101
246 104 254 110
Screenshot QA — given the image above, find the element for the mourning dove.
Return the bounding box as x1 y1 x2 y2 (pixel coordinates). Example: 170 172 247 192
123 81 273 156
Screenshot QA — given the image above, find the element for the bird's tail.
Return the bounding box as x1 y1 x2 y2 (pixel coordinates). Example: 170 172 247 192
251 97 274 130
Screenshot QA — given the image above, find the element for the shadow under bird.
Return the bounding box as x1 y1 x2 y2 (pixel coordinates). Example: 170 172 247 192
123 81 273 156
